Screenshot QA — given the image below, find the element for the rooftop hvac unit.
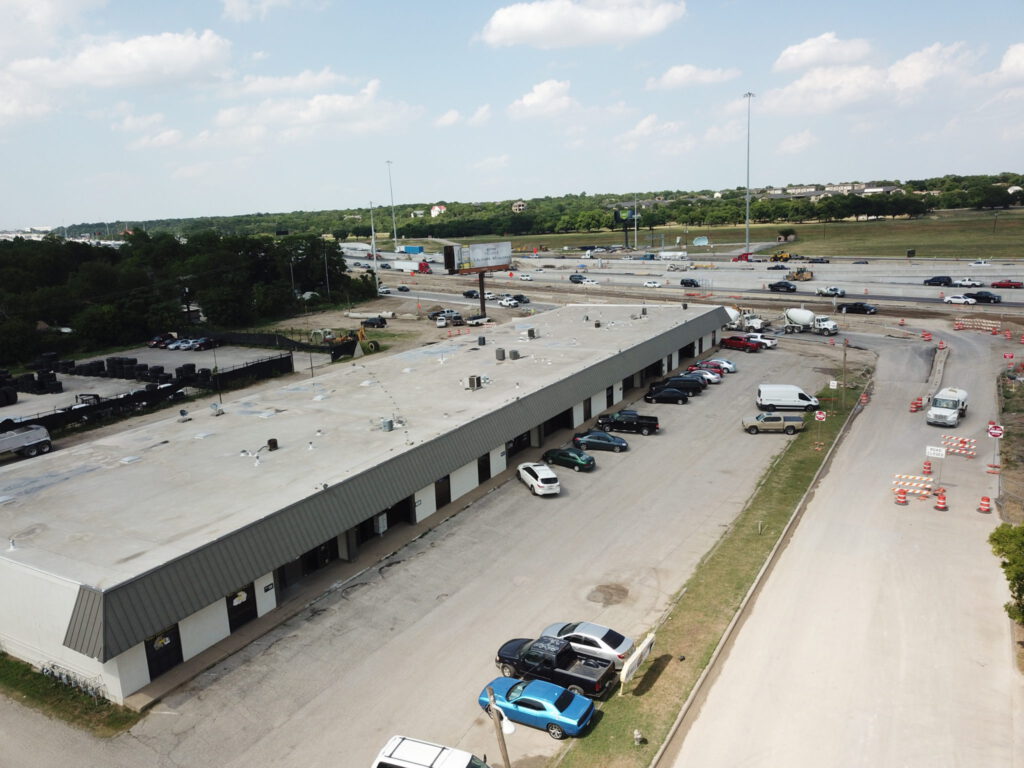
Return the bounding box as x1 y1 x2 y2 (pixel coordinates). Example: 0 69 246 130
509 350 520 360
595 320 602 328
468 375 482 390
527 328 537 339
478 336 486 346
642 307 647 316
496 348 506 361
381 418 394 432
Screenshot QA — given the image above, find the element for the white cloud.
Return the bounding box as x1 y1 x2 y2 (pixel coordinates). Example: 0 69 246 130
113 111 165 132
761 65 880 114
435 109 460 127
995 43 1024 81
222 0 291 22
481 0 686 49
473 154 510 171
645 64 740 90
240 67 352 95
777 129 817 155
8 29 231 89
468 104 492 126
0 71 53 124
508 80 576 117
774 32 871 71
128 129 183 150
0 0 105 64
201 79 421 147
703 119 744 144
887 42 968 91
616 113 683 151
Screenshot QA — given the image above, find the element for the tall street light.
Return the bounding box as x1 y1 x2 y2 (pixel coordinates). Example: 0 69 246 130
743 92 755 257
386 160 398 246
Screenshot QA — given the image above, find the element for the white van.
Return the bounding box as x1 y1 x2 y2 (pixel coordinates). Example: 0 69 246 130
371 735 491 768
756 384 819 412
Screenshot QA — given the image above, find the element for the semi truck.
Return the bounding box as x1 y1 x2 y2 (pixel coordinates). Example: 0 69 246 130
780 307 838 336
390 260 433 274
0 424 53 458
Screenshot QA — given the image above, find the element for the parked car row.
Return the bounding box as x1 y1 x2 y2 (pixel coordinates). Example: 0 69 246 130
643 357 739 405
926 276 1022 289
147 334 218 350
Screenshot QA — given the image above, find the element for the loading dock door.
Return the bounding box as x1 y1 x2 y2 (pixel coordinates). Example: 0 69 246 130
226 583 258 633
145 624 184 681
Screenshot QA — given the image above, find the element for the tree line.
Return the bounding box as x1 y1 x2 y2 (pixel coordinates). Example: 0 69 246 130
0 232 376 366
62 173 1022 242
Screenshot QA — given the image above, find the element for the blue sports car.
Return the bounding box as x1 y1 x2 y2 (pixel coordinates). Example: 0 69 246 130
572 429 628 453
478 677 594 740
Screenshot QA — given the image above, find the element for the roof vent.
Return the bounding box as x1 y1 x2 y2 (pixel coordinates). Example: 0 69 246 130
509 350 520 360
496 348 506 361
381 418 394 432
527 328 537 339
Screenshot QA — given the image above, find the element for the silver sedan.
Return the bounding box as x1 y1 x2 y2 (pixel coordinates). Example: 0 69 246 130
540 621 635 670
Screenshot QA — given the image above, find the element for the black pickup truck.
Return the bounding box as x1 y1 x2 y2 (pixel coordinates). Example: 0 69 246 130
595 409 659 435
495 636 616 698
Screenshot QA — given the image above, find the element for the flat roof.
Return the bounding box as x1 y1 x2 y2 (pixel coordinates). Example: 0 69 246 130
0 304 723 590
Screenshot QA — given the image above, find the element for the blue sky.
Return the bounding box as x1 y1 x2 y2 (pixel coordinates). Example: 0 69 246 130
1 0 1022 230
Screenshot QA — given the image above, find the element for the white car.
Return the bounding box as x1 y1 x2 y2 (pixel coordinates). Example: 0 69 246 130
540 621 635 670
484 291 497 300
499 297 519 308
707 358 738 372
969 260 990 267
953 277 982 287
688 369 722 384
517 462 560 496
743 333 778 349
378 286 391 295
643 280 662 288
944 294 976 305
519 274 533 281
167 338 194 350
581 277 599 285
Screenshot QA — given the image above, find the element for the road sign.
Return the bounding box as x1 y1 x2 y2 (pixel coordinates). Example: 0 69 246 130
814 410 827 421
926 445 947 459
988 424 1005 438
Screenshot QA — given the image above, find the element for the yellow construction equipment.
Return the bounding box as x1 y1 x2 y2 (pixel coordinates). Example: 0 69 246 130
786 267 813 281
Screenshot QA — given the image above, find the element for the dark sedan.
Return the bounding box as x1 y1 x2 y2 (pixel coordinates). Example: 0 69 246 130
767 264 788 270
463 289 479 298
964 291 1002 304
644 387 690 404
679 278 700 287
542 447 596 472
837 302 878 314
572 430 628 453
768 281 797 292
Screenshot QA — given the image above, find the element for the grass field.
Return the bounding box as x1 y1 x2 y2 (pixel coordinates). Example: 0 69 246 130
558 369 872 768
441 208 1024 261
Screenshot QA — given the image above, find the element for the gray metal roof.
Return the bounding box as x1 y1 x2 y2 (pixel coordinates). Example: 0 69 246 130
58 306 727 661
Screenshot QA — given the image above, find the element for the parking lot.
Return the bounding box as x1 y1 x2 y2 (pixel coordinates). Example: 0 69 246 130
0 338 853 768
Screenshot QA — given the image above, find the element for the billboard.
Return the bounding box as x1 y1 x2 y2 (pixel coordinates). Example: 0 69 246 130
444 241 512 274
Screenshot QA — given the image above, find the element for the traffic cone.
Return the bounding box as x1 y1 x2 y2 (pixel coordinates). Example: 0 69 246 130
1006 330 1012 340
937 340 946 350
899 318 906 326
978 496 992 514
895 488 908 506
922 460 932 475
934 492 948 511
860 392 869 405
909 399 919 412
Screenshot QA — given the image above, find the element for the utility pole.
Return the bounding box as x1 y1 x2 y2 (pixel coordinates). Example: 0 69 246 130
386 160 398 245
743 91 755 257
322 238 331 302
370 203 379 291
633 194 638 250
486 687 512 768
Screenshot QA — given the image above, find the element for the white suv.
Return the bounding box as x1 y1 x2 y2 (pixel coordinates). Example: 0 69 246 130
744 333 778 349
517 462 560 496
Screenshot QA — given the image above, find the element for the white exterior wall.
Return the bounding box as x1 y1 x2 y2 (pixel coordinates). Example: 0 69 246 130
413 485 437 523
589 392 604 416
450 460 478 502
179 600 230 662
572 402 585 427
108 642 149 703
254 571 276 617
489 445 506 476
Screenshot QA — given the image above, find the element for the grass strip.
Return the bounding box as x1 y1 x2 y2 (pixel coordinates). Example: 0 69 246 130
0 653 141 736
558 373 870 768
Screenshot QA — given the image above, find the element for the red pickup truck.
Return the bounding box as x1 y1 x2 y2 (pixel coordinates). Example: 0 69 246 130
721 336 761 353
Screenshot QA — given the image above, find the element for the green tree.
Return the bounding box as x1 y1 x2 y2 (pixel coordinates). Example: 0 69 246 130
990 523 1024 624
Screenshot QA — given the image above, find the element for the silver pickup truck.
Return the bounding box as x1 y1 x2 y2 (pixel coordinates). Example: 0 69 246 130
742 413 805 435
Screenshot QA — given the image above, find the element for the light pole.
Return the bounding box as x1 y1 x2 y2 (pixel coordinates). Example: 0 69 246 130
743 92 755 257
386 160 398 245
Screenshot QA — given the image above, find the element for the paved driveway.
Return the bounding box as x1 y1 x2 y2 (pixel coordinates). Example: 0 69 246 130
668 329 1023 767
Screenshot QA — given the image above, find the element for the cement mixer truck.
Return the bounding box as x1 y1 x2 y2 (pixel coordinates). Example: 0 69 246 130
780 307 839 336
724 306 766 332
